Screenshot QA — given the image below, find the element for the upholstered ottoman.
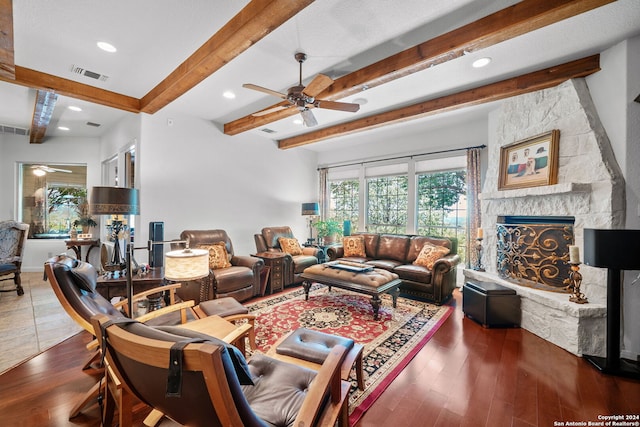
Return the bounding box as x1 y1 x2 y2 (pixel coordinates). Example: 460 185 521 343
196 297 256 349
267 328 365 390
463 280 520 328
301 263 401 320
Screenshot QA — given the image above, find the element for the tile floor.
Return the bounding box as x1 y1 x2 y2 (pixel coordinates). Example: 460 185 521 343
0 272 81 374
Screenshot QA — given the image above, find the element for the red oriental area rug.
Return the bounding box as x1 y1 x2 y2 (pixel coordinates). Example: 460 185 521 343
245 284 453 425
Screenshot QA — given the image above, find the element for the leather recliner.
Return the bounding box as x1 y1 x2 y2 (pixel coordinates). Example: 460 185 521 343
174 230 264 303
254 226 320 287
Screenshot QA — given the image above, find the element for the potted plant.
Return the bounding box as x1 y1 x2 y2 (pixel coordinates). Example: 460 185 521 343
72 200 97 234
312 219 343 245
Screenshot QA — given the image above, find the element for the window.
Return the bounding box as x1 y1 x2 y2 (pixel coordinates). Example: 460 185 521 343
416 170 467 260
19 163 88 239
366 175 408 234
328 179 359 233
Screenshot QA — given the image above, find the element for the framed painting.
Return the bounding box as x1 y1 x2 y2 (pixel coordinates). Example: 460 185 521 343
498 130 560 191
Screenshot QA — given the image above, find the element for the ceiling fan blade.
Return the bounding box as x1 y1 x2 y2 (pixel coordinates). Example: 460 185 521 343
242 83 287 99
51 168 72 173
300 108 318 127
313 99 360 113
252 105 290 116
303 74 333 97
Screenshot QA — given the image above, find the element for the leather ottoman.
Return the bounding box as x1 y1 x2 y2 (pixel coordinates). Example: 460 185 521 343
463 280 520 328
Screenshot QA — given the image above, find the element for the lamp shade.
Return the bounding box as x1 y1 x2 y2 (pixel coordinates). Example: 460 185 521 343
583 228 640 270
164 248 209 281
89 186 140 215
301 202 319 216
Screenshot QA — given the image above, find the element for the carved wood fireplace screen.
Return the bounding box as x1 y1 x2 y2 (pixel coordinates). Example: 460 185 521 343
496 218 573 292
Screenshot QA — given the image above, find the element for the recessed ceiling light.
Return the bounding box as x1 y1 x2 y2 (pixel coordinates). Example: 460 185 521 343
68 106 82 112
58 126 70 131
222 91 236 99
353 98 368 105
472 57 491 68
293 118 303 125
97 41 117 53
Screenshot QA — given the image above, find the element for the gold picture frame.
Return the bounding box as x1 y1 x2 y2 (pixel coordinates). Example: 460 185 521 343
498 130 560 191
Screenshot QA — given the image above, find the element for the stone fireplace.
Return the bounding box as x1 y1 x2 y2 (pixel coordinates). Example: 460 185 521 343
464 78 625 356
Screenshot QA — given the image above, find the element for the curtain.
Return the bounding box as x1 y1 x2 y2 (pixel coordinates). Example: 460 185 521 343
318 168 328 219
466 148 482 269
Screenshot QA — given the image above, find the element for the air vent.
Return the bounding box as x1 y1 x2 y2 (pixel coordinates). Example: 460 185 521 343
70 64 109 82
0 124 30 136
261 128 277 134
86 122 101 127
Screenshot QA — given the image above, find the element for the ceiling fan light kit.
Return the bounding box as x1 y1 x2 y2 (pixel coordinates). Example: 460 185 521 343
243 52 360 127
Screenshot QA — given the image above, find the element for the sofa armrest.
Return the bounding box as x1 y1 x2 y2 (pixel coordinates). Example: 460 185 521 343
431 253 461 303
326 245 344 261
432 253 460 273
302 246 321 257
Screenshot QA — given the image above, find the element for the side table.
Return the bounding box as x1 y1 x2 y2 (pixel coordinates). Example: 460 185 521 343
96 268 165 301
253 252 286 294
65 238 100 262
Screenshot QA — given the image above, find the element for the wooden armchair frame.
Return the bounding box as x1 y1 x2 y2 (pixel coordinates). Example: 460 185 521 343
0 220 29 296
43 255 252 422
92 313 350 427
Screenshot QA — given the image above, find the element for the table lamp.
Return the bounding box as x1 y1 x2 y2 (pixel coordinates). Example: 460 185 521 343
301 202 320 245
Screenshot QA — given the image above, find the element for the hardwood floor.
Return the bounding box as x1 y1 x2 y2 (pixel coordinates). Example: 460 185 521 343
0 289 638 426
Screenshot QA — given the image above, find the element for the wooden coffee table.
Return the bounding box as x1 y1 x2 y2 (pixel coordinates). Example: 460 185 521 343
301 264 401 320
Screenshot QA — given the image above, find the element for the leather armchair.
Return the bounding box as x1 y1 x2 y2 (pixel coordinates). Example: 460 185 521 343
175 230 263 303
254 226 320 287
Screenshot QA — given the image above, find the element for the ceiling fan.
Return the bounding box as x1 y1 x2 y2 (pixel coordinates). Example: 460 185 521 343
243 52 360 127
31 165 72 176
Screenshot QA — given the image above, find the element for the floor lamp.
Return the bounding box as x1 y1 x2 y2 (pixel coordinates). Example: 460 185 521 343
301 202 320 245
90 187 140 317
583 228 640 380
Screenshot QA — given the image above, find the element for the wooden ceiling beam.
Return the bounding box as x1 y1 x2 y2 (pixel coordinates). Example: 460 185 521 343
29 90 58 144
0 0 15 79
277 55 601 149
140 0 315 114
224 0 614 136
1 66 141 112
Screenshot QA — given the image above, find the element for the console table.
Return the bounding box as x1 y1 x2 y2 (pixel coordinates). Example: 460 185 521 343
65 238 100 262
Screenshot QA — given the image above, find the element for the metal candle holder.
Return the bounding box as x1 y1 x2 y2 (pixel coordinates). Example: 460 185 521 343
568 262 588 304
473 237 485 271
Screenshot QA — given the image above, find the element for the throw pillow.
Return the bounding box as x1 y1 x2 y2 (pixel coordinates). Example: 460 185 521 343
343 235 366 257
278 237 303 255
413 242 450 270
198 242 232 269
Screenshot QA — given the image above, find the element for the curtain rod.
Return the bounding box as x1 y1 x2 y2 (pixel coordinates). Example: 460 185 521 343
318 144 486 170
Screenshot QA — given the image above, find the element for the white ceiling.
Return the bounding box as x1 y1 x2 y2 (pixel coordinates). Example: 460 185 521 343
2 0 640 151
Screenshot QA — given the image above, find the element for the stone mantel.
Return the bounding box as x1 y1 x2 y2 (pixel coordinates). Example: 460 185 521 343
480 182 592 201
464 269 606 356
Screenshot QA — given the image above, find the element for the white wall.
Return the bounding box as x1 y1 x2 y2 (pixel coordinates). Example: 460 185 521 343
316 117 488 167
586 37 640 361
0 134 101 271
132 110 318 258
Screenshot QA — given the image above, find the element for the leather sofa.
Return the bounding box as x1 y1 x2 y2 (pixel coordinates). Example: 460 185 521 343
173 230 264 303
254 226 321 287
326 233 460 304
